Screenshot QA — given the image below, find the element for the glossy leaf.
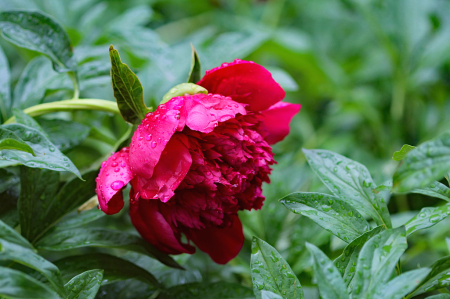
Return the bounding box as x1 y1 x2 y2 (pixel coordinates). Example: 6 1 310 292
352 227 407 298
409 181 450 202
410 255 450 296
161 282 254 299
393 144 415 161
0 123 81 178
251 237 304 299
303 149 391 228
54 209 105 231
373 268 430 299
0 219 32 249
0 10 76 72
36 227 182 269
0 266 59 299
54 253 161 287
426 295 450 299
187 45 201 83
333 226 384 288
393 132 450 192
0 127 35 155
109 45 148 124
65 269 103 299
38 119 91 152
18 168 96 243
12 109 44 132
280 192 370 242
261 291 283 299
0 238 66 297
405 204 450 235
0 45 11 122
305 243 348 299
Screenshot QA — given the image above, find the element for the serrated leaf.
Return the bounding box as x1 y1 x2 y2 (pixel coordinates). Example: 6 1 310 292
160 282 254 299
373 268 430 299
333 226 384 288
410 256 450 296
38 119 91 152
302 149 391 228
54 253 161 288
306 243 349 299
393 132 450 192
0 45 11 122
280 192 370 242
18 168 96 243
0 123 81 178
0 266 59 299
0 238 66 297
109 45 148 124
0 127 35 155
405 204 450 235
36 227 182 270
251 237 304 299
393 144 416 161
0 10 76 72
65 269 103 299
187 44 201 83
352 227 407 298
0 219 32 249
53 209 105 231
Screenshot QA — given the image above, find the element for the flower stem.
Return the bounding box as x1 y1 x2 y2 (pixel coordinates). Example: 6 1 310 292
4 99 120 124
68 71 80 100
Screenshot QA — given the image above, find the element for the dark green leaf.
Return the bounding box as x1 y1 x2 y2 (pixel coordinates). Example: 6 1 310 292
0 219 32 249
373 268 430 299
410 256 450 296
303 149 391 228
305 243 348 299
0 239 66 297
109 45 148 124
0 266 59 299
53 209 105 231
54 253 161 288
0 10 76 72
161 282 254 299
334 226 384 288
405 204 450 235
251 237 304 299
36 227 182 270
352 227 407 297
18 168 96 243
94 279 156 299
65 269 103 299
0 127 35 155
38 119 91 152
280 192 370 242
393 132 450 192
425 295 450 299
187 45 201 83
393 144 415 161
0 45 11 122
0 123 81 178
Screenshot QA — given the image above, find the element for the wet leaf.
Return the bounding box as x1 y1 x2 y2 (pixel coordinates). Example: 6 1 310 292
409 181 450 202
38 119 91 152
0 123 81 178
280 192 370 242
405 204 450 235
187 45 201 83
54 253 161 288
0 219 32 249
109 45 148 124
261 291 283 299
425 295 450 299
303 149 391 228
0 127 35 155
0 266 59 299
393 144 415 161
251 237 304 299
352 227 407 298
373 268 430 299
410 255 450 296
0 45 11 122
393 132 450 192
306 243 349 299
65 269 103 299
53 209 105 231
160 282 254 299
0 10 76 72
12 109 44 132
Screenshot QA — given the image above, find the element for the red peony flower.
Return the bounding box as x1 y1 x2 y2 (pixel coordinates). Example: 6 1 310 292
95 59 300 264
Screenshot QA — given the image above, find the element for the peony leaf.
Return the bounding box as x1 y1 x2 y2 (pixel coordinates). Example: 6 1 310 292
0 127 35 156
405 204 450 236
64 269 103 299
160 282 254 299
187 44 201 83
392 144 415 161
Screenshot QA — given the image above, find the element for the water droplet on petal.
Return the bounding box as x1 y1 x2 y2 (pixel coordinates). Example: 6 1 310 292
112 162 118 167
114 167 120 172
151 141 157 148
111 180 124 190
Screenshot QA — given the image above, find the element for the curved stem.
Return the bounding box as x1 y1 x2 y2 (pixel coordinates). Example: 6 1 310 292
68 71 80 100
4 99 120 124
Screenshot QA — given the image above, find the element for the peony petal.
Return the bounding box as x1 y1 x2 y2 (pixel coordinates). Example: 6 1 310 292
96 147 133 215
197 59 285 112
130 195 195 255
185 215 244 264
261 102 301 144
131 134 192 202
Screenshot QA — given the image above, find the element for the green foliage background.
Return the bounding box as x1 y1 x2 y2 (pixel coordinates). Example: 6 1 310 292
2 0 450 298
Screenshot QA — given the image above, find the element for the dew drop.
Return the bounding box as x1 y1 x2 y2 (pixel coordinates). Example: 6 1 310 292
151 141 157 148
110 180 124 190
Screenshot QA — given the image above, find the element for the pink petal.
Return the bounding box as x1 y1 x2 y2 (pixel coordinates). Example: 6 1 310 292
96 147 134 215
261 102 301 144
130 195 195 255
131 134 192 201
185 215 244 264
197 59 285 112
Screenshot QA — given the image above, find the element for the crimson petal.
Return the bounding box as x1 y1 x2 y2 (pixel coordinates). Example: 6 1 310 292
261 102 301 144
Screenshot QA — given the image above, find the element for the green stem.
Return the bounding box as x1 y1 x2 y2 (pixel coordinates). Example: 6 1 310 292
4 99 120 124
68 71 80 100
